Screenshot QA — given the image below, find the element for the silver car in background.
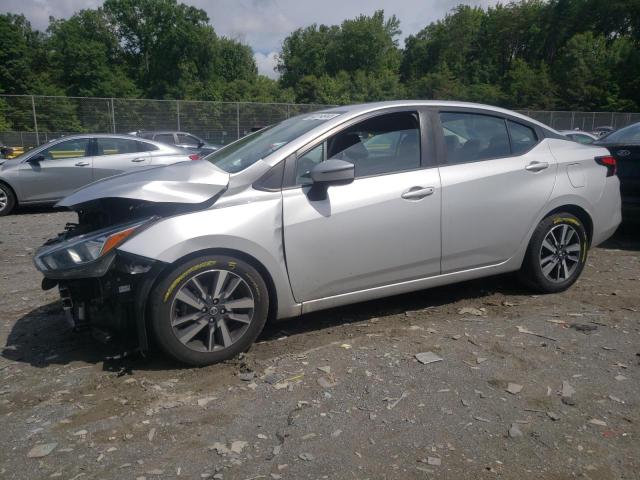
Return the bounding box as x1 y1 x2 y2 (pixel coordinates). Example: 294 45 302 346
0 134 196 215
34 101 621 366
559 130 598 144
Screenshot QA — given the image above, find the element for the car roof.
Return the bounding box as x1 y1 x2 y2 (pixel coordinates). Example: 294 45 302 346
52 133 155 140
138 130 195 135
317 100 561 134
32 133 184 152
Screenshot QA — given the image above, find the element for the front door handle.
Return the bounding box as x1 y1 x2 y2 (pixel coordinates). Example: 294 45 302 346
131 157 147 163
401 186 435 200
525 161 549 172
75 161 90 167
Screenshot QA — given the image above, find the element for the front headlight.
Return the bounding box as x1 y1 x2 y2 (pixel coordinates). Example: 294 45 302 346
35 218 153 272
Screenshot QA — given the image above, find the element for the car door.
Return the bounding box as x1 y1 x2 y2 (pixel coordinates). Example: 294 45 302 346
436 110 557 273
17 137 93 202
282 109 442 302
92 137 151 181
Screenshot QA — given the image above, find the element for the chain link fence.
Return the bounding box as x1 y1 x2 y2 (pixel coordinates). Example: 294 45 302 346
0 95 332 149
515 110 640 132
1 94 639 150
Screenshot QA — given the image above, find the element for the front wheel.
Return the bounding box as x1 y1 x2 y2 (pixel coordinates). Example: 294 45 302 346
519 212 588 293
0 183 16 216
149 255 269 366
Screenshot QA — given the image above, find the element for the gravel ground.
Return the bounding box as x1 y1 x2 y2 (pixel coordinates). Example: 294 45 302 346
1 209 639 480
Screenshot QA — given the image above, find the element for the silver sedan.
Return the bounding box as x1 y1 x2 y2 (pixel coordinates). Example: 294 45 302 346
34 101 622 365
0 134 195 215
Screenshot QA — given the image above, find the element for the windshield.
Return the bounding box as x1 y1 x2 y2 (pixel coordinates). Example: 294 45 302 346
205 112 342 173
598 123 640 144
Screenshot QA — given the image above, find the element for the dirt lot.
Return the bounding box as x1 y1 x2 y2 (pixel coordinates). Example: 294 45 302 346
0 209 639 480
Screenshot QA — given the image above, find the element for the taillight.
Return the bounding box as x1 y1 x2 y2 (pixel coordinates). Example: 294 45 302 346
595 155 616 177
188 154 200 161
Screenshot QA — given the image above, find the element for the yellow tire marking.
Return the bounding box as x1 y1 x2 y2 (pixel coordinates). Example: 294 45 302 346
163 260 217 303
553 217 580 226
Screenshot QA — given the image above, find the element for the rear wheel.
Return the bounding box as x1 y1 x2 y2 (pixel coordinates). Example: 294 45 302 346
149 254 269 366
0 183 16 216
519 212 588 293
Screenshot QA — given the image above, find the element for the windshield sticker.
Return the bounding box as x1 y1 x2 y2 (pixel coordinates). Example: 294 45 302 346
302 113 341 121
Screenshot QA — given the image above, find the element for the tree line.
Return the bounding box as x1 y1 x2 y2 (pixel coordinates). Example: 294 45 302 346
1 0 639 115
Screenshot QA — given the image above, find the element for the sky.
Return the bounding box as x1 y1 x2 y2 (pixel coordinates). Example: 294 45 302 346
0 0 500 78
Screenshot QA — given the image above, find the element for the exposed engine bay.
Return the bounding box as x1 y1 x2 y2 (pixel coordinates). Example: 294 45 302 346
34 160 232 352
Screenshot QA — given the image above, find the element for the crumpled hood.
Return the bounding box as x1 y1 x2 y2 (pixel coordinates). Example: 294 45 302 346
57 160 229 208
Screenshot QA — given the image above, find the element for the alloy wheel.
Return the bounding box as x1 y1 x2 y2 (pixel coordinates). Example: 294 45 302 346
0 189 7 211
170 269 255 352
539 224 581 282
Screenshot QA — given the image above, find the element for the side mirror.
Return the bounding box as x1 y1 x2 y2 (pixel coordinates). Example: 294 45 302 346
310 159 355 185
197 141 205 148
307 159 355 201
27 154 45 164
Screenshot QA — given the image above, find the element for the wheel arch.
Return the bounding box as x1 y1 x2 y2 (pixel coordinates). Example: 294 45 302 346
148 247 279 324
544 204 594 246
0 179 18 206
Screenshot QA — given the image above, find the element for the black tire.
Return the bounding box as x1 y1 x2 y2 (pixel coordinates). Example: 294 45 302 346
519 212 588 293
149 254 269 366
0 182 16 216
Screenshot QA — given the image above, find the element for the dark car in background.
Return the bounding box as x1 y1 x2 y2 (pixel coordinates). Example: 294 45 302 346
595 122 640 217
132 130 221 156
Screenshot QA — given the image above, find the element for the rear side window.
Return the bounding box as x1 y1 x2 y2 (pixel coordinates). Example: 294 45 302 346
96 138 140 156
154 133 175 145
177 134 200 146
136 141 159 152
508 120 537 154
440 112 510 163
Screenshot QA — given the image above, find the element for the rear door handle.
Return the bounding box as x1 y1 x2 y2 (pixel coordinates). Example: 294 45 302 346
401 186 435 200
525 161 549 172
75 161 90 167
131 157 147 163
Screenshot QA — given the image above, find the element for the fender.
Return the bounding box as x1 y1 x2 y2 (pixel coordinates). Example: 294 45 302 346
119 192 302 320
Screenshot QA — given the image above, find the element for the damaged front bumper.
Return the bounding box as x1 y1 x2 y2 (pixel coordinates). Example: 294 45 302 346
35 236 166 352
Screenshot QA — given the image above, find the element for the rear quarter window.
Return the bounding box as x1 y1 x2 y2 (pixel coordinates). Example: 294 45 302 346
508 121 538 154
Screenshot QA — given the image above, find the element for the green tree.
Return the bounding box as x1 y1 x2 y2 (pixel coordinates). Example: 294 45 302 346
48 9 138 97
505 59 557 109
0 14 45 94
554 32 623 110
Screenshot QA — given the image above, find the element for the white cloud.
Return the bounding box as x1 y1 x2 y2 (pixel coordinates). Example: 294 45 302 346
254 51 279 79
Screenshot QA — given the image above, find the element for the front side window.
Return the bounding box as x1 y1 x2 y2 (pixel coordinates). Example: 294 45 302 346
96 138 140 156
440 112 510 163
207 112 342 174
154 133 176 145
39 138 90 160
136 141 159 152
296 143 324 185
508 120 538 154
296 111 420 185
